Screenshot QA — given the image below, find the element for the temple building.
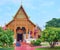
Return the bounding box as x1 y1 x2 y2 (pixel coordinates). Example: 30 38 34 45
6 5 41 41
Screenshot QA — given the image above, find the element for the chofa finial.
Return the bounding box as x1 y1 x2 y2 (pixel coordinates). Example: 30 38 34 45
21 0 22 5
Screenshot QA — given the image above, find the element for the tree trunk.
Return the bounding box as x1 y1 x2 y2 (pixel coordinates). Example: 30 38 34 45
49 42 56 48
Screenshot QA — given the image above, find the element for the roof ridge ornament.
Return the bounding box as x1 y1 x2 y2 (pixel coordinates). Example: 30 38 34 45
21 0 22 5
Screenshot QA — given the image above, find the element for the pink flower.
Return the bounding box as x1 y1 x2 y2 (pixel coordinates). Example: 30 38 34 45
3 26 7 30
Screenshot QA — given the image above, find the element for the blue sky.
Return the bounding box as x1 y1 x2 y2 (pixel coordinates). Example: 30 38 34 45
0 0 60 30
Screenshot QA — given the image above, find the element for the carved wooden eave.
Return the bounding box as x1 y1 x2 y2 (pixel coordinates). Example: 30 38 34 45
14 5 29 19
6 5 36 27
28 20 36 27
6 20 14 26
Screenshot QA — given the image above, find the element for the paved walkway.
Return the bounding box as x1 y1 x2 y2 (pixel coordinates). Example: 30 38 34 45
15 45 35 50
15 42 35 50
15 42 60 50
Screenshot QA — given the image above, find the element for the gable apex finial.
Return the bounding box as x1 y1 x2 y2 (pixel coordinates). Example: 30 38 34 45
21 0 22 5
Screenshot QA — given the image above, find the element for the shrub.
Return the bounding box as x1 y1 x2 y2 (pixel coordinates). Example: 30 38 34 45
31 39 41 46
0 27 14 47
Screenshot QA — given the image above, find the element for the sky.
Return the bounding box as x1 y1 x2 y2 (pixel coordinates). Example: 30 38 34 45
0 0 60 30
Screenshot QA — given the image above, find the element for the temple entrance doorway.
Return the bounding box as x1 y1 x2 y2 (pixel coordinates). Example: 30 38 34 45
22 27 26 40
16 27 23 42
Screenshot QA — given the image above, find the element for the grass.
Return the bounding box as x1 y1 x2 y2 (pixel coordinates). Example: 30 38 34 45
0 47 14 50
36 46 60 50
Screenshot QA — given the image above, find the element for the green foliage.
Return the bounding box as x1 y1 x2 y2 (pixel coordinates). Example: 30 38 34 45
45 18 60 28
42 27 60 47
36 46 60 50
0 47 14 50
43 18 60 47
31 39 41 46
0 27 14 47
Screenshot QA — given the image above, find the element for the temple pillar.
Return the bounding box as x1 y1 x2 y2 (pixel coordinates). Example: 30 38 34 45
26 20 28 39
26 27 28 39
36 30 39 39
32 27 34 38
14 20 16 39
14 27 16 39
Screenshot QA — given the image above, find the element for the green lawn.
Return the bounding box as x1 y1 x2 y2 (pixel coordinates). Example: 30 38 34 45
36 47 60 50
0 48 14 50
0 46 60 50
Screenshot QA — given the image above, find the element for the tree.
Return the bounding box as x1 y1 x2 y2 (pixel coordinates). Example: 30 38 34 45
45 18 60 28
42 27 60 48
0 27 14 47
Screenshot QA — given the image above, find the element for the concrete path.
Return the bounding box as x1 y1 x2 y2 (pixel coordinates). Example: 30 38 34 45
15 45 35 50
15 42 35 50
